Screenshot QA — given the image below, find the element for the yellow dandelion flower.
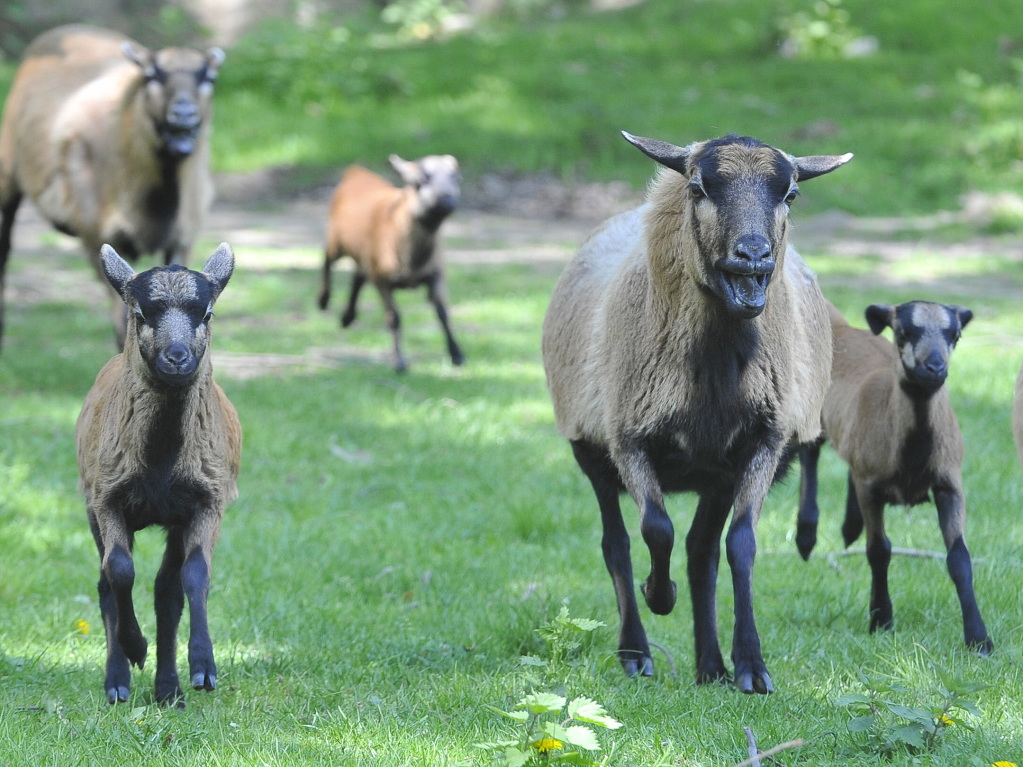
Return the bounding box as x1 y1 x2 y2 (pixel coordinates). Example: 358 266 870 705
991 762 1018 767
531 737 563 753
936 714 955 726
73 619 90 635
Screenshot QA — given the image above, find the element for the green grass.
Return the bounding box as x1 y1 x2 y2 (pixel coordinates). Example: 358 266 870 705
2 224 1023 766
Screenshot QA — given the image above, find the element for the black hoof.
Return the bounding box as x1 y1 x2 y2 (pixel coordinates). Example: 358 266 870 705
640 578 677 615
191 671 216 691
969 636 994 656
106 685 131 704
621 655 654 677
736 671 774 695
795 521 817 560
341 311 356 327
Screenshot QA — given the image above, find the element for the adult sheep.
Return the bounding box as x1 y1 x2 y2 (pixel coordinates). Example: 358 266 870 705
77 242 241 706
0 24 224 349
542 131 851 693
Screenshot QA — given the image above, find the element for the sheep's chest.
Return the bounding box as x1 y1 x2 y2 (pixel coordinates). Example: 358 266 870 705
107 472 214 530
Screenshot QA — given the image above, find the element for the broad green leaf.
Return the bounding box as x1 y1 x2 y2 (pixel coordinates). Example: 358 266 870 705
567 617 605 632
836 692 872 707
847 715 876 733
486 705 529 722
892 725 926 749
886 703 935 727
545 722 601 751
520 692 566 715
567 697 623 729
957 700 982 718
505 746 529 767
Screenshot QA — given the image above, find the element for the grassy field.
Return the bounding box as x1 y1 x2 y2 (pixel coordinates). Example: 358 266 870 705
2 0 1023 765
1 213 1023 766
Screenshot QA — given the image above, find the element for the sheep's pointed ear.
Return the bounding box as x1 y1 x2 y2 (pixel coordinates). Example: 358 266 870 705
121 40 158 80
389 154 423 186
201 243 235 297
865 304 895 336
953 305 974 330
622 131 693 175
205 47 225 79
100 244 137 300
793 152 854 181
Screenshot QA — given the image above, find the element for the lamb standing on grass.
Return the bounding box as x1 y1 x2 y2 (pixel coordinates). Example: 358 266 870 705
542 131 850 693
0 24 224 349
796 300 992 653
76 243 242 705
318 154 464 373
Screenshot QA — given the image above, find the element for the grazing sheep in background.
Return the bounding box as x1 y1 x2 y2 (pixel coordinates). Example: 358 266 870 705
542 131 851 693
796 300 992 653
0 24 224 349
317 153 464 373
76 242 241 705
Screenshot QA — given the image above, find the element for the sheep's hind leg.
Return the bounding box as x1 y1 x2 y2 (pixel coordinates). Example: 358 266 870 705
375 283 407 373
341 270 366 327
795 441 821 560
934 487 993 654
571 440 654 677
0 191 22 350
842 471 864 546
686 489 731 685
153 530 186 706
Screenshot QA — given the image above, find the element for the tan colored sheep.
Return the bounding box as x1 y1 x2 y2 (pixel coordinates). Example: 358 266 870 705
318 154 463 372
0 24 224 349
797 300 992 653
542 132 851 693
77 242 241 706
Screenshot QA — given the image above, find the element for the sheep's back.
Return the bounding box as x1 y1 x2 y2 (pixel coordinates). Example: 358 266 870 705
542 206 646 442
326 166 410 271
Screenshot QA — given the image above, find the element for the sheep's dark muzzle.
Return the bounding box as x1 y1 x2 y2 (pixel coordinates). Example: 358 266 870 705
716 256 775 318
160 123 201 158
152 346 199 385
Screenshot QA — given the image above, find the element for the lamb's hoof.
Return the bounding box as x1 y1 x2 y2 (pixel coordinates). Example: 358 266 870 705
621 655 654 678
341 311 356 328
106 685 131 704
191 671 217 691
640 578 677 615
119 632 147 670
969 636 994 656
156 676 184 707
735 670 774 695
795 521 817 560
450 349 465 366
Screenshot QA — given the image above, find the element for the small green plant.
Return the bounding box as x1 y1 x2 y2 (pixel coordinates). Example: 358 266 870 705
520 605 605 672
380 0 465 41
476 692 622 766
837 669 985 755
776 0 875 60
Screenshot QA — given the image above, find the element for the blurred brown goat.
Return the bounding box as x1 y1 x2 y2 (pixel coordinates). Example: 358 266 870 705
318 154 464 373
0 24 224 349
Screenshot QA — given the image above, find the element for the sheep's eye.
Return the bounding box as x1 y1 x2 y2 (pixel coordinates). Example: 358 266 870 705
688 181 706 200
784 186 800 204
133 306 147 325
203 304 214 324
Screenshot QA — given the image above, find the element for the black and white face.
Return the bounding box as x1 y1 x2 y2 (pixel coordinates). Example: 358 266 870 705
124 43 225 158
127 266 217 385
866 301 973 392
685 137 798 319
391 154 461 221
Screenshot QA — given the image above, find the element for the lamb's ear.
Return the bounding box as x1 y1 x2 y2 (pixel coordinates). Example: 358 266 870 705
865 304 895 336
793 152 854 181
389 154 423 186
953 305 974 331
204 47 226 80
201 243 235 298
100 244 137 300
622 131 693 175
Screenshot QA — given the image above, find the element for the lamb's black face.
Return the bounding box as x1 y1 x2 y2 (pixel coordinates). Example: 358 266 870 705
128 266 216 385
867 301 973 394
687 137 798 319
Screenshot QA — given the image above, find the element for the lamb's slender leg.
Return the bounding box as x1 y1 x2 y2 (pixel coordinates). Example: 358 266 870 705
795 441 822 560
89 511 132 703
726 442 780 694
181 519 219 692
425 274 464 366
341 269 366 327
153 529 186 706
375 282 407 373
854 479 893 633
842 471 864 546
0 191 22 350
318 250 336 310
687 488 731 684
571 440 653 676
933 485 992 653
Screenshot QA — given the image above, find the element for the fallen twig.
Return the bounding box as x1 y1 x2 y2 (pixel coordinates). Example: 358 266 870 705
731 727 805 767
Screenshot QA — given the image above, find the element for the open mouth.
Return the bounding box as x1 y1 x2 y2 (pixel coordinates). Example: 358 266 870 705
717 258 774 318
161 125 200 157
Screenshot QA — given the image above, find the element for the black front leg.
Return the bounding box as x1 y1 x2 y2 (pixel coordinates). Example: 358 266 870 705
795 441 822 560
686 489 731 684
154 530 186 706
182 546 217 692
